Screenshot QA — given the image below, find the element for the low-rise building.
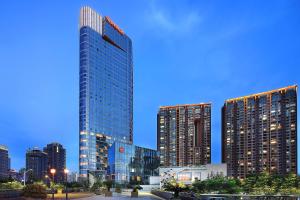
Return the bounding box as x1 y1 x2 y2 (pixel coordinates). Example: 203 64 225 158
108 141 159 184
159 164 227 186
67 172 79 182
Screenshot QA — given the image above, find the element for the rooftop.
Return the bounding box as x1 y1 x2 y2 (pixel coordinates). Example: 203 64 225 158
159 103 211 109
0 145 8 151
225 85 297 103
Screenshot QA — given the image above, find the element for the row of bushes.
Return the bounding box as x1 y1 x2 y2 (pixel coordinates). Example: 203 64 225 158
23 183 48 199
163 173 300 198
0 180 144 198
0 181 23 190
90 180 143 193
0 181 70 199
0 182 47 199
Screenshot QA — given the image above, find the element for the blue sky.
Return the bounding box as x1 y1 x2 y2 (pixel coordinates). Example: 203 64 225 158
0 0 299 173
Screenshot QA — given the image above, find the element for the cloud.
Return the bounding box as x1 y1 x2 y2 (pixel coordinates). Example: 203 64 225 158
145 1 201 35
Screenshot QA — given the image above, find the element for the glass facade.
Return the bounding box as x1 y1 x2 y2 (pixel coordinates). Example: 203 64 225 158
79 7 133 178
222 86 297 178
108 141 159 184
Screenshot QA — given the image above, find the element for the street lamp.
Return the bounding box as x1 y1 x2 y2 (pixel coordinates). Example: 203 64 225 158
50 169 56 200
64 169 69 200
45 175 51 187
50 168 56 181
23 169 32 186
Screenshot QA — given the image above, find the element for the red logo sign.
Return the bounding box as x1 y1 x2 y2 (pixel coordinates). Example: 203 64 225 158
119 147 124 153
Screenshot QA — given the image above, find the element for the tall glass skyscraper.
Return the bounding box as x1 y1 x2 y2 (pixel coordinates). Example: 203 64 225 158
79 6 133 178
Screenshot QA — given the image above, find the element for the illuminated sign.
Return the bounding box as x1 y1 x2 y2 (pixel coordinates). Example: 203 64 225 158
177 172 192 181
105 16 124 35
119 147 125 153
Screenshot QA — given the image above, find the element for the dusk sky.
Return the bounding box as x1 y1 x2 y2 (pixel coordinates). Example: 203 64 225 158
0 0 299 173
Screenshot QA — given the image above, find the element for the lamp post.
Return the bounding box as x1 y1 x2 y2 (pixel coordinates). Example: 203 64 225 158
50 169 56 200
64 169 69 200
45 175 51 187
23 169 32 186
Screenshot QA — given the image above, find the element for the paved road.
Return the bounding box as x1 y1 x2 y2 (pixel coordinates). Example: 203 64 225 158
79 192 163 200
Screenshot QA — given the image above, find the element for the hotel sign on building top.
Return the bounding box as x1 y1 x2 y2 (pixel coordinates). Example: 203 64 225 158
105 16 124 35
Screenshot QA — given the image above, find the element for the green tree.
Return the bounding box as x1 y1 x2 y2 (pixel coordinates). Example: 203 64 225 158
192 180 206 193
23 183 47 199
221 178 241 194
279 173 300 195
90 180 102 192
163 177 188 198
0 181 23 190
206 176 241 194
103 180 113 192
242 174 257 194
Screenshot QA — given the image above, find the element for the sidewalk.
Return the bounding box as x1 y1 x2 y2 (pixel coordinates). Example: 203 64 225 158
78 191 163 200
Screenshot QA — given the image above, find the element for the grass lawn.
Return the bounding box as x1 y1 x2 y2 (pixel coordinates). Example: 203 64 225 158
47 192 94 199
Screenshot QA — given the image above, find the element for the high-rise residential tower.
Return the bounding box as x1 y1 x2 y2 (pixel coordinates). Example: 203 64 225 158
26 148 48 181
44 143 66 183
222 86 297 179
157 103 211 167
79 6 133 178
0 145 10 180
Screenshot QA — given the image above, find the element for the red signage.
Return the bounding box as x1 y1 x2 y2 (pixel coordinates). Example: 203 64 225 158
105 16 124 35
119 147 124 153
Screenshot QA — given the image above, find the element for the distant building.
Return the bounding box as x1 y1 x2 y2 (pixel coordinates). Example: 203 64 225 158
0 145 10 180
8 169 23 182
44 143 66 183
67 172 78 183
157 103 211 167
79 6 134 179
222 85 297 178
158 164 227 187
26 148 48 181
108 141 159 184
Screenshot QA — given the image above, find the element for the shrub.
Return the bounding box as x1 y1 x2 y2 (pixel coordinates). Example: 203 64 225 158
192 176 241 194
192 180 206 193
103 180 113 192
115 183 122 189
132 185 143 192
90 181 102 192
23 183 47 199
52 183 64 190
126 183 133 189
0 181 23 190
163 178 188 198
279 187 300 195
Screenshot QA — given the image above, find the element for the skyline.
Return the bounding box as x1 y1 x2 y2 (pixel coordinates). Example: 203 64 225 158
0 0 299 173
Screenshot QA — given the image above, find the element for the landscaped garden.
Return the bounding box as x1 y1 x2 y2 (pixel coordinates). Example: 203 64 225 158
0 180 94 199
160 173 300 199
0 177 146 199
